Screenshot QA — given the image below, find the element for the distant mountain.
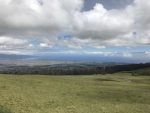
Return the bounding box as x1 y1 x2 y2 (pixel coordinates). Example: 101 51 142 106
0 53 149 63
0 54 31 60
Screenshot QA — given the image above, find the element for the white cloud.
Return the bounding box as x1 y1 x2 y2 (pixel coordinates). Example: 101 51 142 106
71 0 150 47
0 36 33 54
73 3 133 40
145 51 150 56
0 0 149 54
0 36 27 45
133 0 150 31
40 43 49 48
0 0 83 36
122 52 133 58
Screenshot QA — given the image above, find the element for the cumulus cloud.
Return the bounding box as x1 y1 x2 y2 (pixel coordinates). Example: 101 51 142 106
0 0 83 36
133 0 150 31
0 0 149 54
40 43 49 48
72 0 150 46
73 3 133 40
0 36 33 55
0 36 30 49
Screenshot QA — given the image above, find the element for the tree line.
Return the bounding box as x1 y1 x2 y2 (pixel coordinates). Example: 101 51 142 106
0 63 149 75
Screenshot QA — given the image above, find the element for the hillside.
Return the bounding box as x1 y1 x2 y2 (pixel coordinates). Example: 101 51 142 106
131 67 150 76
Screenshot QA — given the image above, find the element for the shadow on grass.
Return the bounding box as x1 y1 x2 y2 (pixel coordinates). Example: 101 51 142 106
0 105 12 113
95 78 118 82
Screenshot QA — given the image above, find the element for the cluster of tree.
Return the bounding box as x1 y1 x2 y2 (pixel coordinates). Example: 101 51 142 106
105 63 150 74
0 63 149 75
0 64 104 75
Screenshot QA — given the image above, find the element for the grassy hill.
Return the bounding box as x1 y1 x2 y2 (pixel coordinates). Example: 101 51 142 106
130 67 150 76
0 73 150 113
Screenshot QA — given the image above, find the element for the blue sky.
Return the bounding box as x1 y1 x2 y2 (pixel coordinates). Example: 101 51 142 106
0 0 150 63
84 0 133 10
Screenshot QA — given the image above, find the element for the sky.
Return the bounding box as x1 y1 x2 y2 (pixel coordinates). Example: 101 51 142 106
0 0 150 63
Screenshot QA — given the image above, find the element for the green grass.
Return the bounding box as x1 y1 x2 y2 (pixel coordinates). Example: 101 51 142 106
0 73 150 113
131 67 150 76
0 105 11 113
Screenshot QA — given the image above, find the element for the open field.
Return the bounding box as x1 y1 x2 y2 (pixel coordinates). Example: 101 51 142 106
0 73 150 113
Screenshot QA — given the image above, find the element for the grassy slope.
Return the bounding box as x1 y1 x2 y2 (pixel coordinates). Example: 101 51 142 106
0 74 150 113
132 67 150 76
